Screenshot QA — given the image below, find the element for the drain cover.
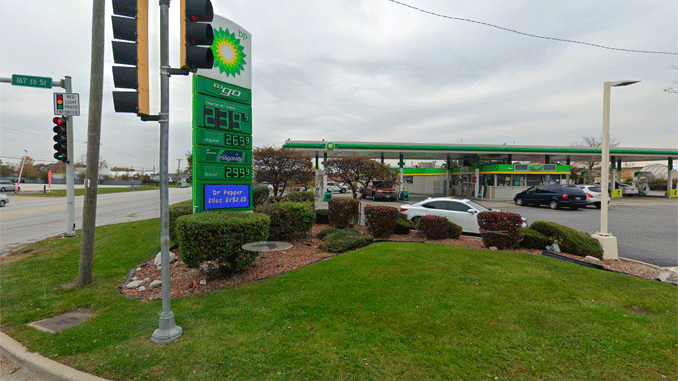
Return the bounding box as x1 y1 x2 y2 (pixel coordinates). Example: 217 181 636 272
28 309 95 333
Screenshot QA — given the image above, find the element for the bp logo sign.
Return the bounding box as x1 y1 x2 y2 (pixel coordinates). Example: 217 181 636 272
212 27 247 77
326 142 335 150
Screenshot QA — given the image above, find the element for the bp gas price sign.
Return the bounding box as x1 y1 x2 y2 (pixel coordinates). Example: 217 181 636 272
192 75 253 212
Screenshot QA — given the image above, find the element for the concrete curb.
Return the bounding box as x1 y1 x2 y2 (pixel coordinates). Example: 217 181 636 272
0 331 110 381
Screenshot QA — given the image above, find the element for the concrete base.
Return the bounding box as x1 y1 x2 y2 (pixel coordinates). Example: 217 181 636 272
591 233 618 260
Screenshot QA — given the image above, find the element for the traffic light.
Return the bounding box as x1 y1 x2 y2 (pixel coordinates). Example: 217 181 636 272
180 0 214 71
53 117 68 163
111 0 149 115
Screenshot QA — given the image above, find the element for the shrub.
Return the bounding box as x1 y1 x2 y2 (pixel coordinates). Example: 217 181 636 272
255 201 314 241
418 215 450 240
252 185 270 206
398 212 409 221
518 227 551 250
328 198 360 228
319 230 373 253
477 211 524 250
364 205 399 238
315 209 330 224
529 221 603 258
267 195 283 203
317 228 360 240
169 205 192 242
394 219 414 235
176 212 269 272
283 191 314 203
447 220 463 239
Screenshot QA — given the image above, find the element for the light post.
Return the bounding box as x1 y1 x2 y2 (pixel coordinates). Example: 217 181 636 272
593 80 639 259
15 149 27 194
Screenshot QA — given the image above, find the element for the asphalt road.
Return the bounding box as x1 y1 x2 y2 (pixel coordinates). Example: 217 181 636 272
0 187 193 257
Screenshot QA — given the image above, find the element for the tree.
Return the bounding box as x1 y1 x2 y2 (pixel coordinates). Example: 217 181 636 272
185 151 193 183
253 146 312 196
325 157 399 199
0 160 13 177
570 135 620 174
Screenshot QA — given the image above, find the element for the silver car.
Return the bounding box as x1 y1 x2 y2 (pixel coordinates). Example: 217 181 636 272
578 185 608 209
399 197 527 235
0 193 8 207
0 180 19 192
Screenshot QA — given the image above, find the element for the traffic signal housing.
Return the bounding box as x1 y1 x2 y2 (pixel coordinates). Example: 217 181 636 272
111 0 149 115
53 117 68 163
181 0 214 71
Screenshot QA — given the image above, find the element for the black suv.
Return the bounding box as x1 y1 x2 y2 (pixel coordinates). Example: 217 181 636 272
513 185 588 210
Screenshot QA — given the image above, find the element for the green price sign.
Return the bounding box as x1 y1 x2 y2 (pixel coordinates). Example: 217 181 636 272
195 94 252 134
195 129 252 149
12 74 52 88
197 164 253 181
195 146 252 165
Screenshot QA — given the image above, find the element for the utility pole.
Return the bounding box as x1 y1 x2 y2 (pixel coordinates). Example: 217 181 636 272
177 158 181 173
15 150 27 194
78 0 106 287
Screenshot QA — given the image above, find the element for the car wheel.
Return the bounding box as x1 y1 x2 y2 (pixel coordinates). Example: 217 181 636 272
570 206 578 210
595 203 602 209
515 197 523 206
0 200 5 207
549 200 559 210
372 192 376 200
340 188 346 193
411 216 420 228
0 187 5 192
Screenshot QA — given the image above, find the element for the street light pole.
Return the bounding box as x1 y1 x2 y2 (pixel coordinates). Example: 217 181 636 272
15 149 27 194
593 80 639 259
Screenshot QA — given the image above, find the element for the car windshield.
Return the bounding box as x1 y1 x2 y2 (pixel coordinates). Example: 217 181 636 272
466 200 490 212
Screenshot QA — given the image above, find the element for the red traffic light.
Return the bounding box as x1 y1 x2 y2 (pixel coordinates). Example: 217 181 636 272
53 117 65 125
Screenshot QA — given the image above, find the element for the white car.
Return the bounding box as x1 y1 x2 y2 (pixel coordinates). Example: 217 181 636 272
399 197 527 235
326 182 347 193
617 183 639 196
578 185 608 209
0 193 8 207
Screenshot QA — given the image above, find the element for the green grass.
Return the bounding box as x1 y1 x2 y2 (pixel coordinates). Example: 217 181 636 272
1 221 676 381
17 185 169 197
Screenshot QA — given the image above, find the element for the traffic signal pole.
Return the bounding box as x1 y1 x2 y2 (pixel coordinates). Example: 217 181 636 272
64 76 76 237
151 0 182 344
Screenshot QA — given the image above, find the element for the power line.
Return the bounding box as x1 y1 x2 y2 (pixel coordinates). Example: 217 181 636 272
385 0 678 56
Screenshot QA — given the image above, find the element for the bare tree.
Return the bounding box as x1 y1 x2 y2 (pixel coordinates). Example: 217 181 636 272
253 146 312 196
570 135 620 173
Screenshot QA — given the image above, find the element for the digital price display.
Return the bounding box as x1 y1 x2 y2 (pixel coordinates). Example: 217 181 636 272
196 129 252 150
198 164 252 181
195 95 252 134
204 184 251 210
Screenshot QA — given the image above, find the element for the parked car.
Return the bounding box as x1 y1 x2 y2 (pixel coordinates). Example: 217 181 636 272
257 182 274 192
616 183 639 196
513 185 588 210
577 185 608 209
326 181 347 193
0 180 19 192
399 197 527 235
0 193 8 207
363 181 397 201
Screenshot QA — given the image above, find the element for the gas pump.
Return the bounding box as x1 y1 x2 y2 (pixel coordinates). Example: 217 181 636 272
633 171 652 196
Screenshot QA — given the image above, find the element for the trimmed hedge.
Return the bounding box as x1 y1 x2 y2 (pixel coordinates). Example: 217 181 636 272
518 227 550 250
319 229 373 253
317 228 360 240
253 185 270 206
176 211 270 272
283 191 315 203
316 209 330 224
418 215 450 240
394 218 414 235
169 205 193 242
328 198 360 228
477 211 523 250
447 220 463 239
529 221 603 258
364 205 399 238
254 201 314 241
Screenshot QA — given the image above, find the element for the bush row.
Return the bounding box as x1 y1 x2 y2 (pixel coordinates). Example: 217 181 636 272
317 228 373 253
477 211 523 250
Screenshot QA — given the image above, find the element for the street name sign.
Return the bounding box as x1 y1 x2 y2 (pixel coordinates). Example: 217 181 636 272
12 74 52 88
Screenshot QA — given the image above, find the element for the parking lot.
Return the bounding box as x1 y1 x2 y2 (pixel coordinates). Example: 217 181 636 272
317 192 677 268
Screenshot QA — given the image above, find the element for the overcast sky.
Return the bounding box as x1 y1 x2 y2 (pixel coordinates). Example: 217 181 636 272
1 0 676 171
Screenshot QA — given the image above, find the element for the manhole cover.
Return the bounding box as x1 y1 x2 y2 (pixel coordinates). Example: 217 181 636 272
242 241 293 252
27 309 95 333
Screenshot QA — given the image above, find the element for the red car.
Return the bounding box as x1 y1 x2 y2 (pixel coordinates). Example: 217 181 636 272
364 181 397 201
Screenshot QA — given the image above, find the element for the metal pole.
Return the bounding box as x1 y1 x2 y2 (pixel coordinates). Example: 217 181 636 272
600 81 611 235
65 76 76 237
15 150 27 194
152 0 182 344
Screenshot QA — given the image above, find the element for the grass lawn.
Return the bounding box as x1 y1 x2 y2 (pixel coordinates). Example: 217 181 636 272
17 185 169 197
0 219 676 380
